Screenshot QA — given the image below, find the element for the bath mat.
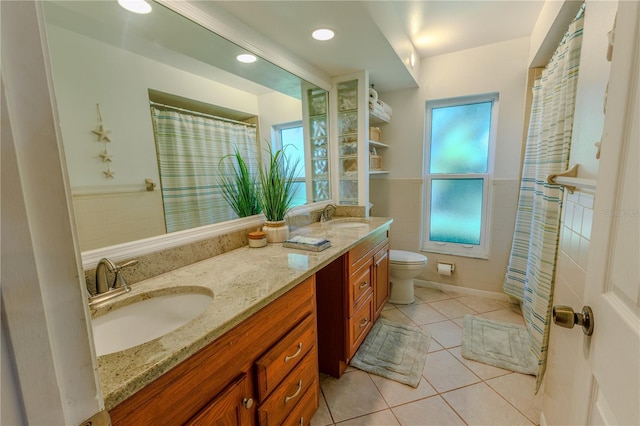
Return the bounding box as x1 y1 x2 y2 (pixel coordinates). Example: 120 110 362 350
461 315 537 375
350 318 431 388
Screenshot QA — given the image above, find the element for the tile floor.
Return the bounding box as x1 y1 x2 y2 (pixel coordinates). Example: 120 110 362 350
311 286 543 425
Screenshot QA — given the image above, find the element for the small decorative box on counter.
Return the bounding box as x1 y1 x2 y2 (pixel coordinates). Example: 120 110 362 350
248 230 267 248
283 235 331 252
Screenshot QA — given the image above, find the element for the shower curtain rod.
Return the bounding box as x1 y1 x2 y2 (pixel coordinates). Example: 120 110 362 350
150 101 257 128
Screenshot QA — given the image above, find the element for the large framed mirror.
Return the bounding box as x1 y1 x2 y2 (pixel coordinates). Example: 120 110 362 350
42 0 332 262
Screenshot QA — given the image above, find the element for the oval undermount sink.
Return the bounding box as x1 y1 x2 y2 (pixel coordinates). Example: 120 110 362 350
92 290 213 356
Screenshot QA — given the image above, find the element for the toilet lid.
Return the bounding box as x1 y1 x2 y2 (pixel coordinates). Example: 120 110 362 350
389 250 427 265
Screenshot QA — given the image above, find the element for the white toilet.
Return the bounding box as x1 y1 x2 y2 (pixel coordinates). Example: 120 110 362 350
388 250 428 304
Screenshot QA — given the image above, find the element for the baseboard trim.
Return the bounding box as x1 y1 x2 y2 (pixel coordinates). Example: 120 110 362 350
414 279 518 304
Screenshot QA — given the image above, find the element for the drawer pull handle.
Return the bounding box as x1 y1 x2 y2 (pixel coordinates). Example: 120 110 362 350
242 397 253 409
299 417 304 426
284 380 302 404
359 281 368 289
359 318 369 328
284 342 303 362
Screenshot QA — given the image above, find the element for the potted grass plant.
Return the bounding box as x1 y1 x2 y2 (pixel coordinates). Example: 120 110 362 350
258 146 301 242
218 147 262 218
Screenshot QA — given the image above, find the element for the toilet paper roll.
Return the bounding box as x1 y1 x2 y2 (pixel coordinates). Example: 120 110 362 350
437 263 453 276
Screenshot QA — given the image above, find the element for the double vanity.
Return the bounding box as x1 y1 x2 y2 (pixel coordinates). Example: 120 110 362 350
92 217 392 425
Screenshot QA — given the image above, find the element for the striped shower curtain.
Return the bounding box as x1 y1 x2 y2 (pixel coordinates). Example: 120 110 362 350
504 9 584 389
150 107 258 233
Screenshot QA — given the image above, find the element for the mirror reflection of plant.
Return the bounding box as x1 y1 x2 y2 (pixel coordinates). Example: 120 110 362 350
218 147 262 218
259 146 302 222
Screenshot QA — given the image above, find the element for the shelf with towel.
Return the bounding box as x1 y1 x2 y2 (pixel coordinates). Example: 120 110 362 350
547 165 597 193
369 110 390 124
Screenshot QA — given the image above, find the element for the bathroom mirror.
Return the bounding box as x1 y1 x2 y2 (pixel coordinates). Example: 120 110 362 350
42 0 331 253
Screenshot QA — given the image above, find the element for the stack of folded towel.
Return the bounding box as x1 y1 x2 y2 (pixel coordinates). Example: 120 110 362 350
368 87 392 121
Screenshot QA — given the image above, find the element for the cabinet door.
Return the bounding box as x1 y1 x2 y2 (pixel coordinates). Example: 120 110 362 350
373 244 390 319
186 374 253 426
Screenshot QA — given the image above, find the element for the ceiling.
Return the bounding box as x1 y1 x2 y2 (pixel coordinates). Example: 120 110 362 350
205 1 545 92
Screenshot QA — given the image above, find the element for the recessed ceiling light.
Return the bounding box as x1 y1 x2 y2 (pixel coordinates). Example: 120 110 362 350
312 29 335 41
236 54 257 64
117 0 152 14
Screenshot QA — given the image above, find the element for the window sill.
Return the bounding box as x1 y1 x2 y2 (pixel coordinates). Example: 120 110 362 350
420 246 489 260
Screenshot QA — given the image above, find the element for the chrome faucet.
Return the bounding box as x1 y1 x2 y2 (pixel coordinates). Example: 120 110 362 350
95 258 138 295
320 204 337 222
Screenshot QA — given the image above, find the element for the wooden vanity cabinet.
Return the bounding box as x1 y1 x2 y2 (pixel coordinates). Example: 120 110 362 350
373 243 390 319
108 276 319 426
316 226 390 378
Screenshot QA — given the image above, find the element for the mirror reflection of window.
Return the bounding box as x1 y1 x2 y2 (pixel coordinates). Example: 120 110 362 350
273 122 306 207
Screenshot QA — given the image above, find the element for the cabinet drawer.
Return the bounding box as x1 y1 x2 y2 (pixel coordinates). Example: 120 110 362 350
258 351 318 426
185 374 251 425
348 260 372 315
256 314 316 402
348 229 389 275
347 293 374 359
280 384 319 426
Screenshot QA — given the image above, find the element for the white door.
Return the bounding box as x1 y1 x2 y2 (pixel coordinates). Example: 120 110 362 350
582 2 640 424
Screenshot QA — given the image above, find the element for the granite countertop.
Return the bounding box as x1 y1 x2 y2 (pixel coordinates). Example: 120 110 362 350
96 217 393 410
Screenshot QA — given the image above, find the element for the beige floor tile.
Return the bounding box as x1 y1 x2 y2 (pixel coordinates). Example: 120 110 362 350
452 317 465 328
369 375 437 407
428 338 444 353
429 299 478 319
414 287 453 303
441 287 468 298
442 382 534 425
422 350 480 393
487 373 543 423
380 307 418 327
456 295 511 313
392 395 466 425
448 346 511 380
481 306 525 326
398 303 448 325
382 303 396 311
321 370 388 423
420 320 462 348
311 391 334 426
336 409 400 425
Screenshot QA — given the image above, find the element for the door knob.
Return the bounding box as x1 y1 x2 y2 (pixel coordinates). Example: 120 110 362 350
552 305 594 336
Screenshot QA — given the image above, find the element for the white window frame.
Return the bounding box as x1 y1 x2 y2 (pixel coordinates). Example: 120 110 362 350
273 120 306 204
421 93 498 259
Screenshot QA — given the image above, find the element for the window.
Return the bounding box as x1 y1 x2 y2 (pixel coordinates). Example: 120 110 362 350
273 121 307 207
422 94 498 258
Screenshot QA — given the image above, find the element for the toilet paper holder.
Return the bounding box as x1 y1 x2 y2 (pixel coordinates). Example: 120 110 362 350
437 262 455 275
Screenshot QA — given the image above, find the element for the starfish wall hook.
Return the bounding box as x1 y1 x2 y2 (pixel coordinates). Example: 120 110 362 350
93 104 115 178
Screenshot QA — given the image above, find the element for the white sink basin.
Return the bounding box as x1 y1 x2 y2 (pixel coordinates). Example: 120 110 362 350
92 289 213 356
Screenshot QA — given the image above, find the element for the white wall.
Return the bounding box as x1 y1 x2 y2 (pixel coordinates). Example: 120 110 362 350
47 24 301 250
371 36 530 294
47 24 261 188
542 1 616 423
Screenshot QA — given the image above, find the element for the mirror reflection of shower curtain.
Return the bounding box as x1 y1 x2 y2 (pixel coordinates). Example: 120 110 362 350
503 6 585 391
150 106 258 233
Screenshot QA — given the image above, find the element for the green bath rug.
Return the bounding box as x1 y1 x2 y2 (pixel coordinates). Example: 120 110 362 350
461 315 537 375
350 318 431 388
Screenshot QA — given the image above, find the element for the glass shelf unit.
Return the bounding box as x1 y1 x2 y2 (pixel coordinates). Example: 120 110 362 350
304 86 330 202
337 79 359 205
